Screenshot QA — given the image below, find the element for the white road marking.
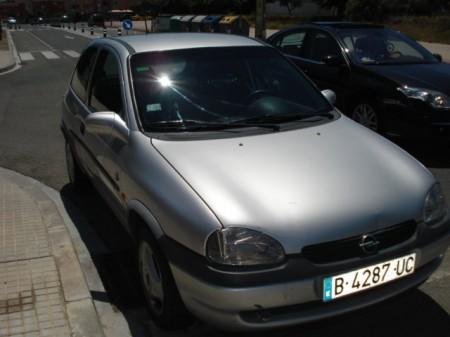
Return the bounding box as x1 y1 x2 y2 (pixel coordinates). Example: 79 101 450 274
64 35 75 40
19 52 35 61
41 51 59 59
63 50 80 58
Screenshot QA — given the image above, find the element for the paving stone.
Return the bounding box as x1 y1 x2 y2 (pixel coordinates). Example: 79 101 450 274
0 179 50 263
0 257 70 337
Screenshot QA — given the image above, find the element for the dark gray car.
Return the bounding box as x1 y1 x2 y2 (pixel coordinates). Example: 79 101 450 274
61 33 450 331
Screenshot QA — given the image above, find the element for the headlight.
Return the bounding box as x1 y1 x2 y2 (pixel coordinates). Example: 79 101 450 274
398 86 450 109
206 227 285 266
424 183 447 225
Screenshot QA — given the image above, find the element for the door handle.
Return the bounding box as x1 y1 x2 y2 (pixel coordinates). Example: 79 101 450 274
80 122 85 135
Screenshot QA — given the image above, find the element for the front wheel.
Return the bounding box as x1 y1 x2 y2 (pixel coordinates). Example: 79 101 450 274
351 102 380 132
138 229 192 329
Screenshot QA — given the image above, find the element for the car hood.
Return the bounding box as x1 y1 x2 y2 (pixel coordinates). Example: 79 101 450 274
366 62 450 93
152 116 434 254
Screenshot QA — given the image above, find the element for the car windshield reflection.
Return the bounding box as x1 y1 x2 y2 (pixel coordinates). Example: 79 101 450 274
130 47 332 132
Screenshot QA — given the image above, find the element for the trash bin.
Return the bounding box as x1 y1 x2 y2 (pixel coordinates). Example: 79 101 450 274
190 15 207 32
219 16 249 36
154 14 172 32
169 15 183 32
202 15 222 33
180 15 195 32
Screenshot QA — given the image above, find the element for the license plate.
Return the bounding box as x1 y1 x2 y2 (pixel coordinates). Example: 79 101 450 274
323 253 416 302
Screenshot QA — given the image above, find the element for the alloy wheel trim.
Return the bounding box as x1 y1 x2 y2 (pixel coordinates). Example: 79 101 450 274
352 103 378 131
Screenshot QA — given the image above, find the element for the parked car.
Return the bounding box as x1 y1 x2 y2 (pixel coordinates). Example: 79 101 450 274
87 13 105 27
267 22 450 140
61 33 450 331
6 17 17 28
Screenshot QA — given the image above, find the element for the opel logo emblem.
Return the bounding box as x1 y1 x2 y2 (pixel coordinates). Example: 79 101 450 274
359 234 380 255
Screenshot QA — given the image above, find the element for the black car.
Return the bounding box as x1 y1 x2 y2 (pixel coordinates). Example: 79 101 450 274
267 22 450 140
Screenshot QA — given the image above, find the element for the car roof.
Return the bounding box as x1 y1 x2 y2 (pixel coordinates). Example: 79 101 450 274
109 33 264 54
311 22 385 30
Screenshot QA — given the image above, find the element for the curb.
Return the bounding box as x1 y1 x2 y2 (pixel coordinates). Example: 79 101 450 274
0 167 109 337
0 28 21 74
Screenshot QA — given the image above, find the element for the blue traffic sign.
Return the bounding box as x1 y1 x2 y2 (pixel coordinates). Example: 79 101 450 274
122 19 133 31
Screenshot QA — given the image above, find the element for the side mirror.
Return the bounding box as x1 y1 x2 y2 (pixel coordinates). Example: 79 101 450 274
85 111 129 144
321 89 336 106
322 55 345 67
433 53 442 62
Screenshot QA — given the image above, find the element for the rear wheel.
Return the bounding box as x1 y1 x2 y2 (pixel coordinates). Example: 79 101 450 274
351 102 380 132
138 229 192 329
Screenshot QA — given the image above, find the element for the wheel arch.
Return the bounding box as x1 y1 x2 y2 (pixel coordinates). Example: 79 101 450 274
127 199 164 243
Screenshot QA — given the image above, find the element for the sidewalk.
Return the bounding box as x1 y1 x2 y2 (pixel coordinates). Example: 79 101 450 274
0 167 107 337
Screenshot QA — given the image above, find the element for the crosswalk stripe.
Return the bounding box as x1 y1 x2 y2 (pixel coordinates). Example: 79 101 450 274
19 52 35 61
41 51 59 59
63 50 80 58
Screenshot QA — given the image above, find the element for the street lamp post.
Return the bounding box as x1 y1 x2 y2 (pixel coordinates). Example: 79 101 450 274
255 0 265 40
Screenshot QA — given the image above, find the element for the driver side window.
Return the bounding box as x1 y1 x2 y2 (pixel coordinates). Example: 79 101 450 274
88 49 124 117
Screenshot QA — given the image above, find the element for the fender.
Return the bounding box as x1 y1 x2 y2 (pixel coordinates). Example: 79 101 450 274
127 199 164 239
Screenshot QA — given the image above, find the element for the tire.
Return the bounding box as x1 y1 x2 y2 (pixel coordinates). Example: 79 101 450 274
138 228 192 330
350 101 381 132
65 140 88 188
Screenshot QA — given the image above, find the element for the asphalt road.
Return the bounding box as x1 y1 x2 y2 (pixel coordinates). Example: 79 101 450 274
0 25 449 337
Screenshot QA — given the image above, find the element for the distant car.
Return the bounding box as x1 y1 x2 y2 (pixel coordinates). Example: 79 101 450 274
61 33 450 331
267 22 450 140
87 13 104 27
6 17 17 26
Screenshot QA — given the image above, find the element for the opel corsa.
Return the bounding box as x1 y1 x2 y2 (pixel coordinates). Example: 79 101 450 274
61 34 450 331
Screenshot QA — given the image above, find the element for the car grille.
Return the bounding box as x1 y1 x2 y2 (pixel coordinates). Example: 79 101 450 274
302 220 417 264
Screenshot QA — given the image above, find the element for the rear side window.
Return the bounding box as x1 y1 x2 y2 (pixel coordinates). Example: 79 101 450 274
276 30 307 58
71 47 98 100
89 50 124 115
304 31 341 62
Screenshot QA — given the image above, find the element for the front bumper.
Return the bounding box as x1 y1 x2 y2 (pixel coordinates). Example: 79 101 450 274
167 219 450 331
382 99 450 140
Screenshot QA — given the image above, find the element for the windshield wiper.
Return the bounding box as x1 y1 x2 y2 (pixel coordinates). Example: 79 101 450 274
148 119 281 132
233 111 334 124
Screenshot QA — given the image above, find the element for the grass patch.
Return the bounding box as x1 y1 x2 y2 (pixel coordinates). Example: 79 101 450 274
385 16 450 44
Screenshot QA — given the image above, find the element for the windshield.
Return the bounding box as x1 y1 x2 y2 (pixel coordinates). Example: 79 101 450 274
339 28 437 65
130 47 331 132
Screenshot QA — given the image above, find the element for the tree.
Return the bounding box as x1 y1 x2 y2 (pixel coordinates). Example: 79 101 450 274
345 0 391 22
279 0 303 16
316 0 348 17
267 0 303 16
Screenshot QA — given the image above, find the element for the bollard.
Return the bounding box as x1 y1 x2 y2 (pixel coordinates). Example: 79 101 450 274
73 24 76 31
81 26 85 33
117 28 122 36
90 27 94 35
103 28 106 38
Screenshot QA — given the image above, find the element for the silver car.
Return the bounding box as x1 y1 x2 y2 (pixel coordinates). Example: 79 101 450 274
61 33 450 331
